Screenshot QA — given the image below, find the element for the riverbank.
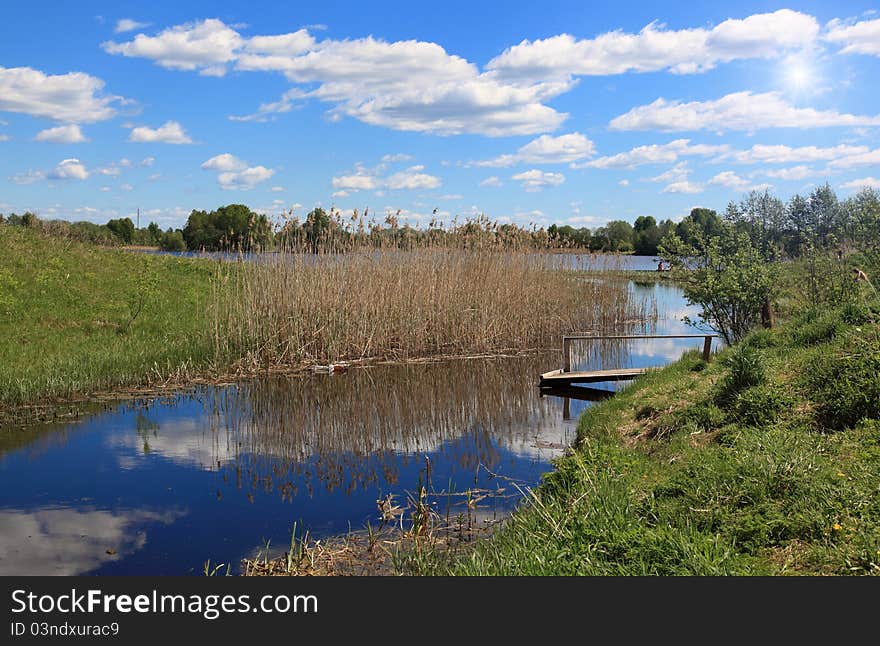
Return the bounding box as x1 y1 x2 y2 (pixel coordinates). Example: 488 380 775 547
399 294 880 575
0 227 656 422
0 226 217 417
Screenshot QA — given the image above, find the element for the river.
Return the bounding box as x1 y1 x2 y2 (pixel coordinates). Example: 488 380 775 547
0 280 699 575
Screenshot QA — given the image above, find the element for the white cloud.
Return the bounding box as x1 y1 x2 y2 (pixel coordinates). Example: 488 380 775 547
828 148 880 169
8 170 45 185
610 91 880 132
619 179 630 187
649 162 690 184
472 132 595 167
199 153 274 190
488 10 818 79
0 134 8 142
139 156 155 166
385 167 442 190
103 19 243 76
511 169 565 191
332 173 377 191
107 19 570 136
114 19 151 34
381 153 413 163
825 18 880 55
727 143 869 164
270 186 285 192
331 190 349 198
840 176 880 190
48 158 89 180
201 153 247 172
217 166 274 190
119 183 134 191
582 138 728 169
34 124 87 143
332 163 441 191
128 121 192 144
480 176 503 187
662 180 703 194
762 166 819 181
707 171 771 192
0 66 118 123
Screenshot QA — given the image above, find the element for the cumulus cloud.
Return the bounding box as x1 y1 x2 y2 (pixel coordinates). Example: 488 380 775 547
840 176 880 190
828 148 880 169
708 171 771 192
0 66 118 123
48 158 89 180
662 180 704 194
726 143 869 164
114 19 151 34
140 156 155 167
200 153 274 190
488 9 818 80
581 138 728 169
610 91 880 132
103 19 243 76
332 163 441 191
201 153 247 172
762 166 819 181
471 132 595 167
104 19 570 136
479 176 503 188
34 124 88 143
128 120 192 144
511 169 565 191
825 18 880 55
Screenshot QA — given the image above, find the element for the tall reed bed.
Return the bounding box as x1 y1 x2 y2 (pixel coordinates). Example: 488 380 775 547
211 230 655 371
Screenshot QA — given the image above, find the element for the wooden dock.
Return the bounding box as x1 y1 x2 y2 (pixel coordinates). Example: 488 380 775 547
539 333 718 388
540 367 649 385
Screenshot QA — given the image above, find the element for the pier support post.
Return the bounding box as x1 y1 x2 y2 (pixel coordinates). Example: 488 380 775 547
702 336 713 362
563 337 571 373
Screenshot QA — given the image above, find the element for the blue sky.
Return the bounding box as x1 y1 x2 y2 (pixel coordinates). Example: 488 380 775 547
1 1 879 230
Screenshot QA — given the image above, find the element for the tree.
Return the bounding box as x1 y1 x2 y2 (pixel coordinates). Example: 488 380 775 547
660 223 775 346
633 216 660 255
674 208 723 247
107 217 135 244
159 229 186 251
605 220 634 252
182 205 272 251
304 207 331 253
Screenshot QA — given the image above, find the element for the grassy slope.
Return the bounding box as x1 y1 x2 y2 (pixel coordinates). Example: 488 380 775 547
0 226 216 409
412 297 880 575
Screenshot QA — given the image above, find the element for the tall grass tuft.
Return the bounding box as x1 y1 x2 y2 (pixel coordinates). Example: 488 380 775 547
211 221 655 370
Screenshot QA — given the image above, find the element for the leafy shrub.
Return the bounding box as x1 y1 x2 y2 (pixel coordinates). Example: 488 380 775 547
744 329 778 349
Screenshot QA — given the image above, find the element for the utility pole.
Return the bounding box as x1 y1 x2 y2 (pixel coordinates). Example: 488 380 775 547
137 207 140 229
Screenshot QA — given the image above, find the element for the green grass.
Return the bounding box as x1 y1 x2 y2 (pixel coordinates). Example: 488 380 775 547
0 226 216 409
408 294 880 575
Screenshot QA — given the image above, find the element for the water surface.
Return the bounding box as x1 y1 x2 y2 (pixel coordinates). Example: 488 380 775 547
0 281 701 575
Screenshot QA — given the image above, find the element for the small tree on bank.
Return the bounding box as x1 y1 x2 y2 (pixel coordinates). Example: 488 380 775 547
660 223 775 346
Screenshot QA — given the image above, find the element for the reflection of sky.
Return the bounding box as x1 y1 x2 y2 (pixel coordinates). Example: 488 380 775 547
0 507 183 575
0 280 691 575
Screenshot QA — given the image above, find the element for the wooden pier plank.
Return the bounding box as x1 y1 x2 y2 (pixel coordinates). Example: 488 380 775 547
539 367 649 385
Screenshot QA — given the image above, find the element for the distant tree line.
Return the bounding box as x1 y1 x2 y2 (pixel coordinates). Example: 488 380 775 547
1 211 186 251
4 184 877 256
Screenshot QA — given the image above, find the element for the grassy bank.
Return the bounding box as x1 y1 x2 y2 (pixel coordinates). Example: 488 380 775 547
1 227 656 415
405 294 880 575
0 226 215 411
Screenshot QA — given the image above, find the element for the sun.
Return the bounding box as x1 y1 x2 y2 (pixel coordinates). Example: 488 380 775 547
781 55 819 94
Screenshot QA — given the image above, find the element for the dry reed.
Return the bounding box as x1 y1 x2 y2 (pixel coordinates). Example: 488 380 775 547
211 222 655 371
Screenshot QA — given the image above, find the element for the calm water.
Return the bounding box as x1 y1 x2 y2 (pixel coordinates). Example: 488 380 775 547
0 281 700 575
138 248 664 272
